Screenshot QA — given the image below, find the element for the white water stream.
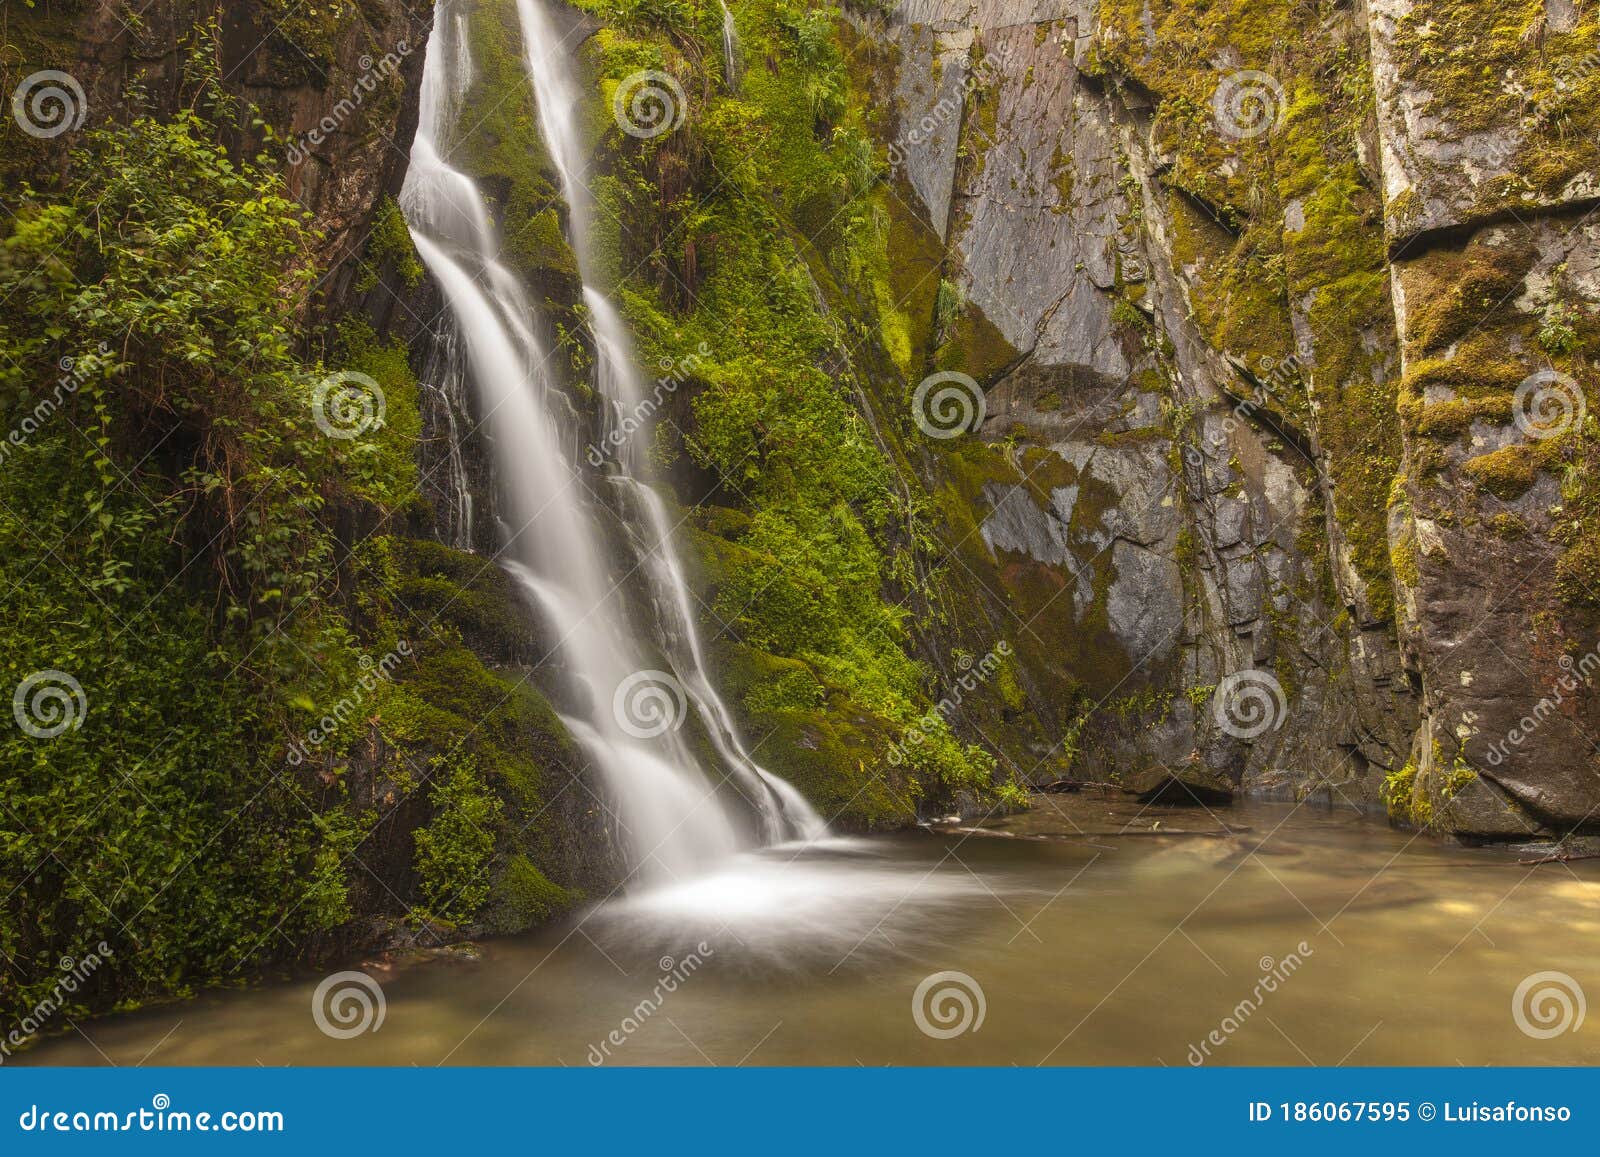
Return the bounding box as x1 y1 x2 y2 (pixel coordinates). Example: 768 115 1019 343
401 0 821 889
721 1 741 93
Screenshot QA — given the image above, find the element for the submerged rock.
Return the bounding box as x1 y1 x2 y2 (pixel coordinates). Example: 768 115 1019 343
1121 762 1235 806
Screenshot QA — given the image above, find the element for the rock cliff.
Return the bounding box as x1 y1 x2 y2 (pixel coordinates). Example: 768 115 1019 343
856 0 1600 838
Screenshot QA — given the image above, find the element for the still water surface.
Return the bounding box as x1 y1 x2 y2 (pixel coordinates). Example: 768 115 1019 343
26 796 1600 1065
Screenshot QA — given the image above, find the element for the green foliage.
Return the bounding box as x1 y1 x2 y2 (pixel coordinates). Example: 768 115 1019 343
0 108 423 1022
1382 760 1419 825
485 854 581 934
413 756 503 923
570 0 1016 811
357 195 425 292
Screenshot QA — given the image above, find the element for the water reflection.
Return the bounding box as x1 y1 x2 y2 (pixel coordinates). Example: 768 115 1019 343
21 799 1600 1067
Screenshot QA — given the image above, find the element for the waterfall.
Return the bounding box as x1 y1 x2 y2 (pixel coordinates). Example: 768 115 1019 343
721 1 741 94
515 0 825 844
400 1 823 887
419 324 475 552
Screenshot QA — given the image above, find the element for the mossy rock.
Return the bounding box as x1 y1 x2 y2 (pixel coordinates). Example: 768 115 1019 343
390 538 534 661
484 853 582 934
1462 444 1538 500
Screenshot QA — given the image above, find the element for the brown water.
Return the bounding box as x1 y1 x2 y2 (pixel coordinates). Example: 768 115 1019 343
24 796 1600 1066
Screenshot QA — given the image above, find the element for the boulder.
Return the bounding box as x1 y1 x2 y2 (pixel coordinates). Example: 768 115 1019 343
1121 762 1235 807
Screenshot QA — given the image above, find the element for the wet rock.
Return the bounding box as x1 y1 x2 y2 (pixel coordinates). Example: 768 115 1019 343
1121 762 1235 806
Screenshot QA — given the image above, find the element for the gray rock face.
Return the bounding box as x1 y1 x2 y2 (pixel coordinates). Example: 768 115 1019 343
1387 216 1600 829
889 21 970 237
980 482 1072 566
956 21 1129 382
878 0 1421 815
1367 0 1600 240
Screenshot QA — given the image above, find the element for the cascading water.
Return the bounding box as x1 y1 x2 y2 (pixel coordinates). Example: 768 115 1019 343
514 0 825 844
720 1 742 94
400 0 822 889
417 324 475 552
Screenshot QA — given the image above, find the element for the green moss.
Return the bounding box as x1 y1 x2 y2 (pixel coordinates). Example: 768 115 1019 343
1488 512 1529 539
388 539 532 656
1387 0 1600 218
1390 534 1420 588
1404 350 1529 400
485 854 581 934
1443 761 1477 800
936 299 1021 382
509 205 580 277
1401 241 1537 356
357 196 425 292
332 317 424 512
1556 535 1600 606
1463 444 1538 499
413 755 503 923
1382 759 1420 825
1405 396 1515 438
454 0 576 296
1098 0 1403 625
743 665 827 713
